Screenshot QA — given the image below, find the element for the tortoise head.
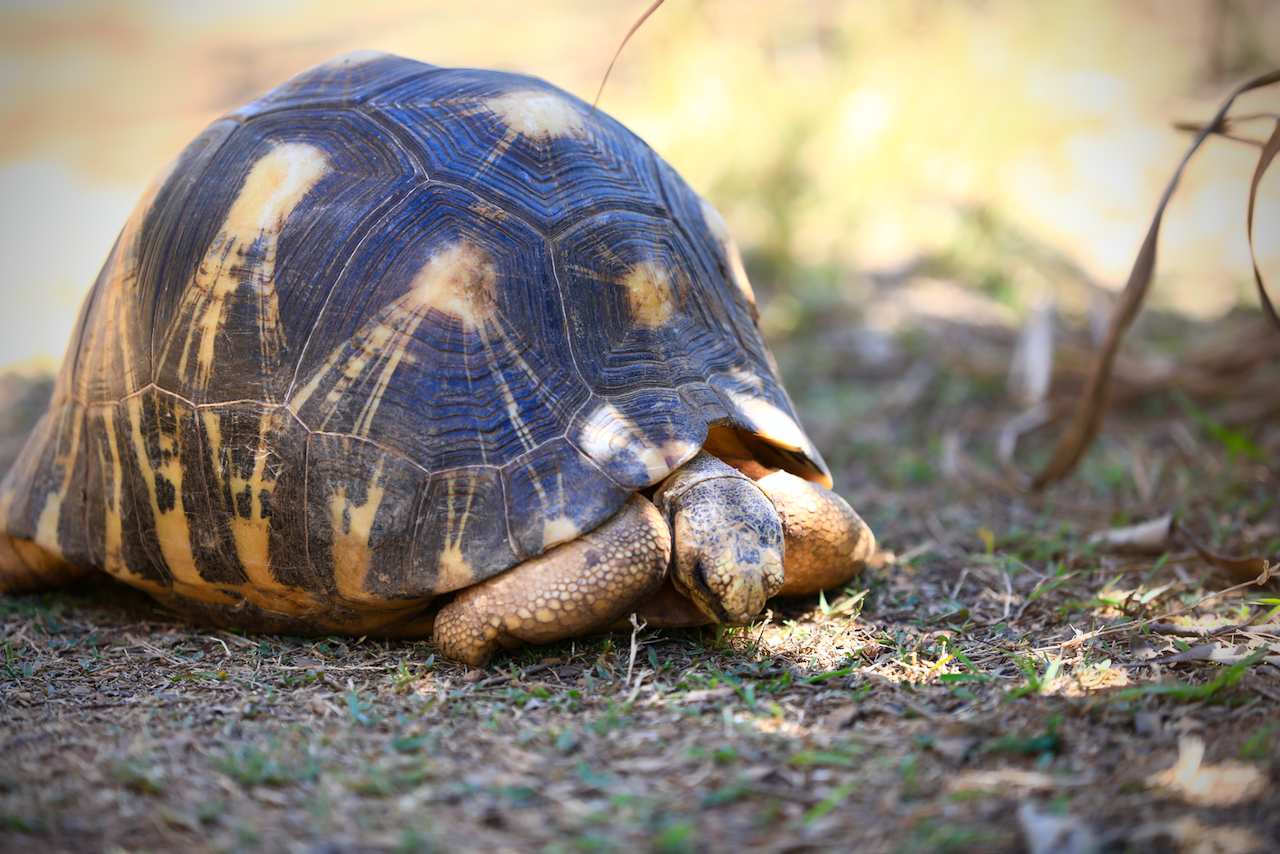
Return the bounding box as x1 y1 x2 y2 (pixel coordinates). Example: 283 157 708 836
656 451 785 626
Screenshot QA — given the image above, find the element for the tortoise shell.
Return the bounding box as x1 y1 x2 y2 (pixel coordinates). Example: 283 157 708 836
0 51 828 634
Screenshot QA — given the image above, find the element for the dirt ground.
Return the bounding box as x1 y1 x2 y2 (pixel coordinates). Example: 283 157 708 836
2 293 1278 853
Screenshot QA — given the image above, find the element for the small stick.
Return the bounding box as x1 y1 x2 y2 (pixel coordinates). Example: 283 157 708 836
626 612 646 686
592 0 665 113
1030 560 1275 654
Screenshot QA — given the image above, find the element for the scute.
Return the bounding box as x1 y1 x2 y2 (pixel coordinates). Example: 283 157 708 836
0 52 831 623
556 209 750 395
0 401 88 568
235 51 436 117
503 437 632 559
119 389 206 594
192 402 310 598
304 433 428 605
149 113 428 404
364 67 668 230
570 392 705 490
412 466 516 593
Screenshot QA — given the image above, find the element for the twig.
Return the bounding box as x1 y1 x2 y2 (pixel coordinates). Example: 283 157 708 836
591 0 665 113
211 636 233 659
626 612 645 687
215 630 254 647
1027 68 1280 488
1000 564 1014 623
625 670 647 705
1141 617 1260 638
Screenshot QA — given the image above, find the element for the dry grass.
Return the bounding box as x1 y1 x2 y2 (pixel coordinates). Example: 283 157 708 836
3 298 1278 854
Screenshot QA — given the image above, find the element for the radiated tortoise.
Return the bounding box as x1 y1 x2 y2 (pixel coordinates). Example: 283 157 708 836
0 52 874 666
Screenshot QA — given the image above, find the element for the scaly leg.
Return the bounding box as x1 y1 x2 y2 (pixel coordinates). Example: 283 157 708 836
433 494 671 667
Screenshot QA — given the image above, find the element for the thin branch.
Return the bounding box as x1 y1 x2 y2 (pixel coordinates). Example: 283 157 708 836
1028 68 1280 489
592 0 665 114
1031 560 1275 654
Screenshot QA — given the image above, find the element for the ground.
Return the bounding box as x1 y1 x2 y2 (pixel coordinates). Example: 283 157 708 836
1 285 1278 854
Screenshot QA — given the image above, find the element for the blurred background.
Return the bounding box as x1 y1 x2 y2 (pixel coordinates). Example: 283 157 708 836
0 0 1277 376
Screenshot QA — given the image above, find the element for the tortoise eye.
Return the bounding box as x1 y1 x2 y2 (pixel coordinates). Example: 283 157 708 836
691 559 710 593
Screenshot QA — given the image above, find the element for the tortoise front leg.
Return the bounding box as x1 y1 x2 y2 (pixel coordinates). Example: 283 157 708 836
755 471 875 597
432 494 671 667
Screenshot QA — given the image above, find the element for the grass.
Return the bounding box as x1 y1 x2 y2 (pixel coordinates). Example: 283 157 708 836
5 333 1277 852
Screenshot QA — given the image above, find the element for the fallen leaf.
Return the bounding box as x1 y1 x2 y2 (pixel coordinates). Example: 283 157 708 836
949 769 1095 792
1132 712 1163 736
1147 735 1269 806
1090 515 1175 554
1178 524 1275 585
678 687 737 704
817 702 862 731
1128 634 1169 661
1147 642 1248 665
927 724 982 763
1129 817 1265 854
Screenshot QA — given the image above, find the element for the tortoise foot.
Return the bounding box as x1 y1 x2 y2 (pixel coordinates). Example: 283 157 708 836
757 471 875 597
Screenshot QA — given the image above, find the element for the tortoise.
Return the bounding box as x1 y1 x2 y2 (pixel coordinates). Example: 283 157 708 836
0 52 874 666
